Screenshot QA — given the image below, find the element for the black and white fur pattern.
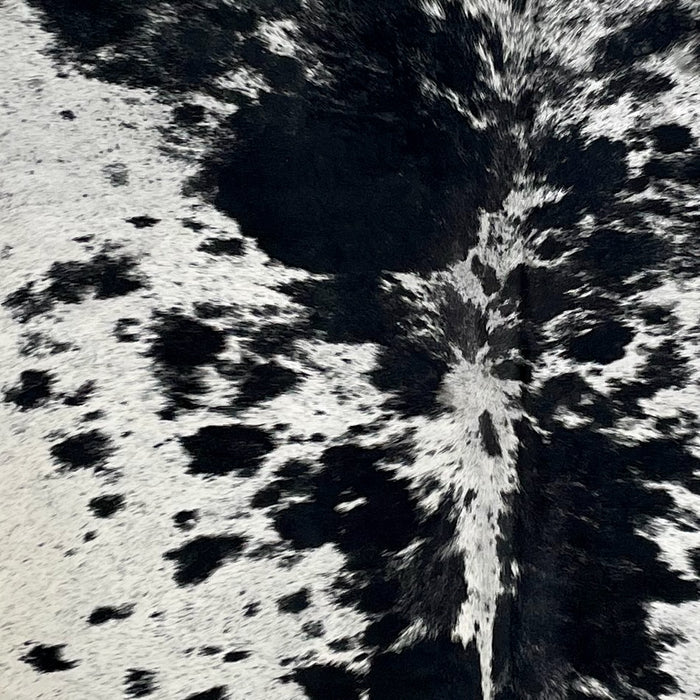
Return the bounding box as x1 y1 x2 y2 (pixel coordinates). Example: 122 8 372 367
0 0 698 698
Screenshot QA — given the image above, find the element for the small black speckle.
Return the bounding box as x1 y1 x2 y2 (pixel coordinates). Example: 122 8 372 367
183 687 228 700
223 649 251 662
59 109 76 120
50 429 113 471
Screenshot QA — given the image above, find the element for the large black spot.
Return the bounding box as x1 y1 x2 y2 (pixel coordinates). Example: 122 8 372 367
149 313 226 417
293 664 359 700
236 362 298 407
164 535 247 585
21 644 77 673
50 429 113 470
150 313 225 368
367 637 481 700
4 370 53 409
181 424 274 477
652 123 694 153
566 320 633 364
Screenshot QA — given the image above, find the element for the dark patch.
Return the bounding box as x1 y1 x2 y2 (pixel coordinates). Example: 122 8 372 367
223 649 251 662
277 588 310 613
690 547 700 577
479 410 502 457
59 109 75 120
471 254 500 296
566 319 633 364
88 604 133 625
4 369 53 409
50 429 113 470
368 637 482 700
173 102 206 125
652 123 694 153
88 493 125 518
181 424 274 477
236 361 298 407
595 2 696 70
204 0 511 274
21 644 77 673
3 254 144 322
293 664 359 700
126 215 160 228
183 687 228 700
198 238 244 256
125 669 157 697
273 445 419 557
371 342 449 416
199 646 222 656
164 535 247 585
63 380 95 406
148 313 226 416
500 419 699 698
173 509 199 529
251 484 281 508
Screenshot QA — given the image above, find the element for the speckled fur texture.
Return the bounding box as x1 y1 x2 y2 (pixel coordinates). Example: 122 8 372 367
0 0 698 698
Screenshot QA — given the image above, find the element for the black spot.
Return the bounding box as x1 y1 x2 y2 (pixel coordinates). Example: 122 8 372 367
251 484 281 508
243 602 260 617
173 509 199 529
4 369 53 409
164 535 247 586
88 604 133 625
59 109 75 120
372 342 448 416
368 638 481 700
63 380 95 406
479 410 502 457
150 313 225 368
173 102 206 125
223 650 251 663
3 255 144 322
237 362 298 407
21 644 77 673
652 123 694 153
50 429 113 470
183 687 228 700
125 669 157 697
181 424 274 477
566 320 633 364
274 445 419 561
198 238 244 256
199 646 222 656
293 664 359 700
88 493 125 518
277 588 310 613
149 313 226 416
48 255 144 301
126 215 160 228
471 254 499 295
